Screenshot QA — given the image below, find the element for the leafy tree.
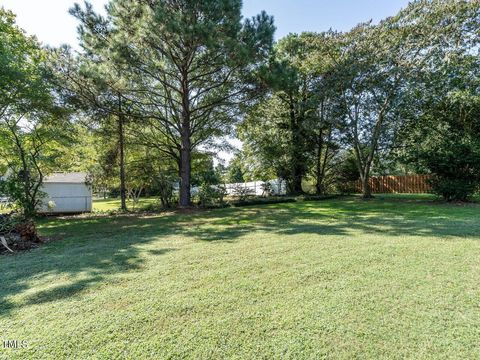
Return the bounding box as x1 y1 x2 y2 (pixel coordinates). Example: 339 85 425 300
51 44 132 211
71 0 275 207
332 150 360 194
191 154 221 186
331 0 479 198
395 0 480 201
0 9 70 218
240 32 340 194
401 92 480 201
226 153 246 184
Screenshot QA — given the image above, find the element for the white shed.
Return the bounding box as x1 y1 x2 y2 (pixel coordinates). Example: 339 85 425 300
39 172 92 214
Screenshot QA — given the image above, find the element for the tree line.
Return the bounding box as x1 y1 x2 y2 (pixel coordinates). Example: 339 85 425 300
0 0 479 218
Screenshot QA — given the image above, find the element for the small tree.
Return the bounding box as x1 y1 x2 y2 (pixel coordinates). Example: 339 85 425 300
0 9 70 218
427 142 480 202
403 93 480 202
232 184 254 201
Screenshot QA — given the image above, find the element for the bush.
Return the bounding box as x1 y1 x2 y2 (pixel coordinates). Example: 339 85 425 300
430 177 479 202
198 184 227 207
156 174 176 208
0 173 46 218
232 197 296 207
332 151 361 195
422 140 480 202
260 182 273 197
299 194 341 202
231 184 255 201
401 93 480 202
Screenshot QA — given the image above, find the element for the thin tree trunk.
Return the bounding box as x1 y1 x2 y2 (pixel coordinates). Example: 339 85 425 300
289 98 304 195
118 95 127 212
315 133 324 195
7 118 36 218
315 100 325 195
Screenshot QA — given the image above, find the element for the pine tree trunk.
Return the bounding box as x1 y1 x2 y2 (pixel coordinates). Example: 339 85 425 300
179 131 191 207
179 77 192 207
118 96 127 212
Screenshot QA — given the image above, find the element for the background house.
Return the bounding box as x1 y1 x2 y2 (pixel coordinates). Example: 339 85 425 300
39 172 92 214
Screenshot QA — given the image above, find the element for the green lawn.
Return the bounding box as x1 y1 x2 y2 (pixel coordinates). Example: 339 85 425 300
1 197 159 214
1 196 480 359
93 197 160 212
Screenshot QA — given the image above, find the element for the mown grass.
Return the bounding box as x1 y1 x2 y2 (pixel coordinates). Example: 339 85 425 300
1 196 480 359
92 197 160 212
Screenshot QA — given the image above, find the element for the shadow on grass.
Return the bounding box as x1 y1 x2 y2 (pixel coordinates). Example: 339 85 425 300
1 196 479 315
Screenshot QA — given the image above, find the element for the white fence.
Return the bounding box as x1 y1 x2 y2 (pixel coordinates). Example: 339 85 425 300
224 179 287 196
191 179 287 197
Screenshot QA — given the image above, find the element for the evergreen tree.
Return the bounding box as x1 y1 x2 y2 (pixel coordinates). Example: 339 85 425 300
71 0 275 206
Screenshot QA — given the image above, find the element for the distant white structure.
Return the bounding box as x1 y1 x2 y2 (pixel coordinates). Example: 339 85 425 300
223 179 287 196
190 179 287 197
39 172 92 214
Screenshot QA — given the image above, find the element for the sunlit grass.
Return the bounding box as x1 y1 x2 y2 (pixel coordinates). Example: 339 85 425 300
92 197 160 212
1 196 480 359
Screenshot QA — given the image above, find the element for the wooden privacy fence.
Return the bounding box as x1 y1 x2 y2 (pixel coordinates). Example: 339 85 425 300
353 175 432 194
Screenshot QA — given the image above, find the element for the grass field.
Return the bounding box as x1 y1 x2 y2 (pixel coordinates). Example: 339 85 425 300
92 197 160 212
0 197 160 214
1 196 480 359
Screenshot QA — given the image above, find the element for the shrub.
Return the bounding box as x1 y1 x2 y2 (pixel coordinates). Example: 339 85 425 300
260 182 273 197
332 151 361 195
198 184 227 207
425 140 480 201
0 171 46 218
156 174 175 208
422 140 480 202
231 184 255 201
401 92 480 202
232 197 296 207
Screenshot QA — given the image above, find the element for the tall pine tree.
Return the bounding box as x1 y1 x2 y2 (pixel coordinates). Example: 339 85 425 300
71 0 275 206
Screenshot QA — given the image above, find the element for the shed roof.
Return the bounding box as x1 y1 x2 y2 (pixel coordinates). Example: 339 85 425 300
44 172 89 184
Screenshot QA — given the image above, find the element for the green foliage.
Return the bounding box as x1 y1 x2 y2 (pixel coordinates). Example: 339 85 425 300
226 154 246 183
70 0 275 206
191 155 222 187
241 32 347 195
327 0 479 197
403 93 480 201
231 197 296 207
0 175 45 216
396 0 480 201
0 9 72 218
231 184 255 201
332 151 361 194
155 174 176 209
198 184 227 208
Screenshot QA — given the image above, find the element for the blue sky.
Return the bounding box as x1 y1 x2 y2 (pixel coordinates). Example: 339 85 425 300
243 0 411 38
0 0 412 48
